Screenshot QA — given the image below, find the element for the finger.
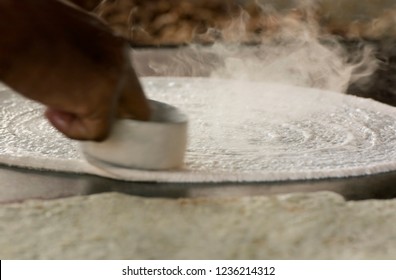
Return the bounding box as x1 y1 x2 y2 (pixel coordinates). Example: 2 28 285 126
116 66 151 121
45 108 112 141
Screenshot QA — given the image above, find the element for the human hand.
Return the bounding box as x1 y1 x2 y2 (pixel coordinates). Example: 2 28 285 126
0 0 150 141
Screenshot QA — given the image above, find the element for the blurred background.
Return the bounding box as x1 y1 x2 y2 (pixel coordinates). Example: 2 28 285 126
64 0 396 106
68 0 396 44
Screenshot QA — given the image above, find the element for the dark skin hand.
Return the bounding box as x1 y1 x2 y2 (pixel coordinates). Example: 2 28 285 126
0 0 150 141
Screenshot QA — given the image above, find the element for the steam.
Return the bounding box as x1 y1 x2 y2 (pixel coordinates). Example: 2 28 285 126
144 1 379 93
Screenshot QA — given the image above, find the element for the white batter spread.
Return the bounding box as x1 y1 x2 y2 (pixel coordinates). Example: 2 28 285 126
0 77 396 182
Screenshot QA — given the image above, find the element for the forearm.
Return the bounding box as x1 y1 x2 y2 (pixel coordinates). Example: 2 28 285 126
0 0 123 97
0 0 33 79
0 0 70 81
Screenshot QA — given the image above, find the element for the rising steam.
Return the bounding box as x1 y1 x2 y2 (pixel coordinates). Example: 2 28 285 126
144 1 379 93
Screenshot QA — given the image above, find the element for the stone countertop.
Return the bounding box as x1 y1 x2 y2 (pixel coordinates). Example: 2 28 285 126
1 191 395 259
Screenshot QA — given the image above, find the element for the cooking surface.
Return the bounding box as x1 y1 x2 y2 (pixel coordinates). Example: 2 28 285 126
2 165 396 203
2 48 396 202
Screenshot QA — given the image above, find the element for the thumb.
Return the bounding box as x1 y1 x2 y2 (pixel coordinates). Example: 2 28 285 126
116 67 151 121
